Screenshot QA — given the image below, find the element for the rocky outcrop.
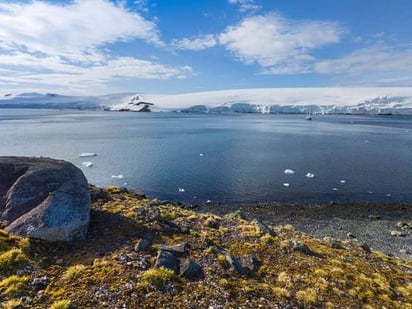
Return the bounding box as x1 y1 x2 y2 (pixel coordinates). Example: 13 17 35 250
0 157 90 241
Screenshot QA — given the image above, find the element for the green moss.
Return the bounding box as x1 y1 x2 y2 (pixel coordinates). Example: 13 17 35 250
50 300 71 309
0 275 28 297
2 298 23 309
63 264 86 280
0 249 28 274
160 210 177 221
141 267 176 288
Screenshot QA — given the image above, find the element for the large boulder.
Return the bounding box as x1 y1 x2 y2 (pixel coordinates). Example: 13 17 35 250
0 157 90 241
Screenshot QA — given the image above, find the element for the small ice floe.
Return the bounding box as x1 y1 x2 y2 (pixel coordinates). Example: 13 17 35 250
79 152 97 157
386 193 392 197
206 199 212 203
283 183 290 187
284 169 295 175
305 172 315 178
368 191 374 194
340 180 346 184
178 188 185 192
332 188 338 191
82 161 93 168
364 140 369 143
199 153 204 157
111 174 124 179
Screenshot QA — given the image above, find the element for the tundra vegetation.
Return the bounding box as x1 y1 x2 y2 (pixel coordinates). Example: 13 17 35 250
0 186 411 308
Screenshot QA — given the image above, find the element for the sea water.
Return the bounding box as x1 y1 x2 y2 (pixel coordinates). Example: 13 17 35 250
1 109 412 205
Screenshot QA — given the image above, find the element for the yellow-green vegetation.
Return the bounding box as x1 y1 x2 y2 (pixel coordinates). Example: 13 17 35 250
50 300 71 309
2 298 23 309
0 275 27 297
0 249 27 274
0 186 410 308
141 266 176 288
63 264 86 280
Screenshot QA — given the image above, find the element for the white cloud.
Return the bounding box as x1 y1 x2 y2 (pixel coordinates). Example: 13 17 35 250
0 54 192 92
228 0 261 13
0 0 164 62
0 0 193 93
219 13 343 74
171 34 217 51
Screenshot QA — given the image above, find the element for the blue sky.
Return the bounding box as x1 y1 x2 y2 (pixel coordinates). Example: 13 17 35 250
0 0 411 95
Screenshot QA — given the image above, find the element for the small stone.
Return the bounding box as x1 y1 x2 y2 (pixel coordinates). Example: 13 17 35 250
134 232 153 252
153 243 188 254
154 250 180 274
292 241 322 258
396 221 406 228
391 230 406 237
31 276 49 291
225 253 245 275
256 220 277 237
328 239 345 250
346 232 356 239
240 255 260 273
55 258 64 265
368 215 381 220
359 243 372 254
179 259 204 280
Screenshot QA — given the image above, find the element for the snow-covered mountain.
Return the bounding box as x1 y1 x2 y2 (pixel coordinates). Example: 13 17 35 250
2 88 412 115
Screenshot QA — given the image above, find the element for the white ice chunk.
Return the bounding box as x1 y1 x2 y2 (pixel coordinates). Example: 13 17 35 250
206 199 211 203
79 152 97 157
364 140 369 143
283 183 290 187
340 180 346 184
386 193 392 197
305 172 315 178
178 188 185 192
284 169 295 175
199 153 204 157
82 161 93 168
111 174 124 179
332 188 338 191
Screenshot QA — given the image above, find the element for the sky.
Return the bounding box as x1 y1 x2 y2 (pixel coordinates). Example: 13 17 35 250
0 0 411 95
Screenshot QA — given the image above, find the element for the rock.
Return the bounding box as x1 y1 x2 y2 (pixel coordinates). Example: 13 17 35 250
255 219 277 237
224 253 245 275
292 241 323 258
153 242 188 254
179 259 204 280
328 239 345 250
89 184 110 202
346 232 356 239
134 232 153 252
240 255 260 273
368 215 381 220
391 230 406 237
396 221 406 228
0 157 91 242
154 250 180 274
359 242 372 254
30 276 49 291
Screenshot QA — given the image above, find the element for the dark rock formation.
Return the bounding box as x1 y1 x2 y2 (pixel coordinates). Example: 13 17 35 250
0 156 90 241
155 250 180 274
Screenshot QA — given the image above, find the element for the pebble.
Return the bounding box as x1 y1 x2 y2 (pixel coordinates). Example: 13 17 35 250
391 230 406 237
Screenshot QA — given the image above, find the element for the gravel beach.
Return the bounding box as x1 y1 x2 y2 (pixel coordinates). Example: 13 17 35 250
199 202 412 260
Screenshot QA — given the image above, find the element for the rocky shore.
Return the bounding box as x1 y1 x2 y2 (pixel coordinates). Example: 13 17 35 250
200 202 412 260
0 185 411 308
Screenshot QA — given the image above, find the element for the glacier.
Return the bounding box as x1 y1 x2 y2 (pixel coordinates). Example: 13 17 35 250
1 88 412 115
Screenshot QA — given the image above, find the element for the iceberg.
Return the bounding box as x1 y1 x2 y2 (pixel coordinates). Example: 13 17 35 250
284 169 295 175
178 188 185 192
305 173 315 178
82 161 93 168
79 152 97 158
111 174 124 179
283 183 290 187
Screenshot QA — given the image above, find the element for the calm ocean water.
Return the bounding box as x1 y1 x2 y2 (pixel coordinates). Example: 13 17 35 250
1 109 412 205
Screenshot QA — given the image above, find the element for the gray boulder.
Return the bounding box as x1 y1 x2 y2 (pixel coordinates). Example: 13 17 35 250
0 156 90 241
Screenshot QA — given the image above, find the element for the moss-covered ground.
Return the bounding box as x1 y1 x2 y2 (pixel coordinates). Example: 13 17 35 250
0 187 411 308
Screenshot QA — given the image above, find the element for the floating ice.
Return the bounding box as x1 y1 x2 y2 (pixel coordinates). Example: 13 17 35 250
305 173 315 178
368 191 374 194
340 180 346 184
283 183 290 187
284 169 295 175
364 140 369 143
82 161 93 168
79 152 97 157
111 174 124 179
178 188 185 192
199 153 204 157
386 194 392 197
206 200 211 203
123 182 128 186
332 188 338 191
